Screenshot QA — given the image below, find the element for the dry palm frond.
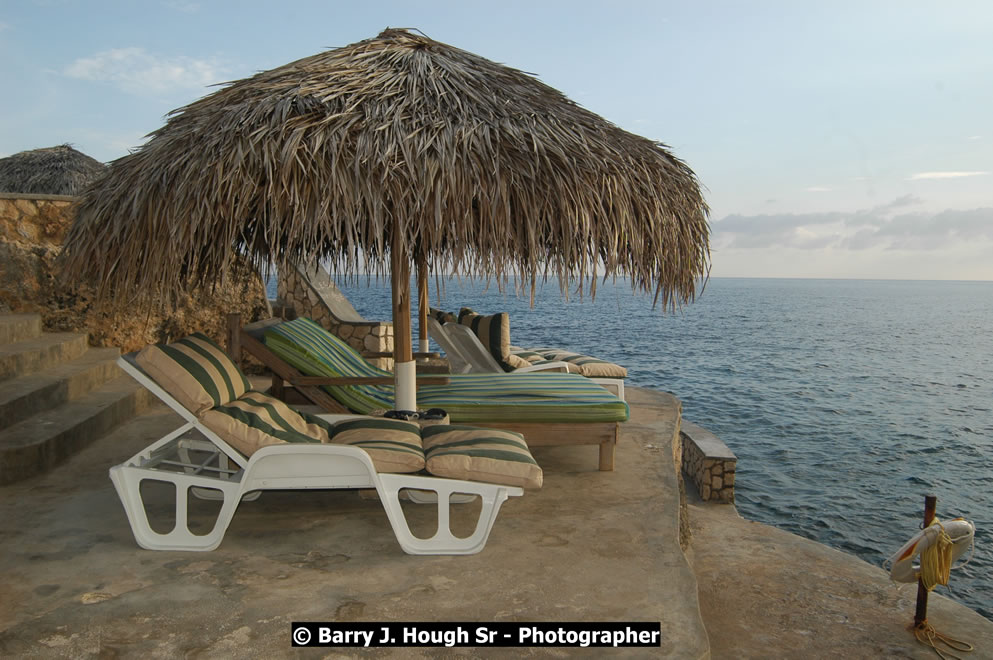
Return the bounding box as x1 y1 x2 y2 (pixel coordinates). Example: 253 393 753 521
62 28 709 311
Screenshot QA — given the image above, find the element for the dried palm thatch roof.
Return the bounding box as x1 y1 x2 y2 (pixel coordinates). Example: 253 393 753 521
0 144 106 196
62 28 709 310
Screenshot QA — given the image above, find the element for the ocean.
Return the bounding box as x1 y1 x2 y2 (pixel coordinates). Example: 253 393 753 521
268 275 993 621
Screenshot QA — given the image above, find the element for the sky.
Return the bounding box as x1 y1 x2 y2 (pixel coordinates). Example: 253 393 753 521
1 0 991 280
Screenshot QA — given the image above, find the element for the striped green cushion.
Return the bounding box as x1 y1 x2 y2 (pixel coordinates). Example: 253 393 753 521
200 390 329 456
330 418 425 473
457 308 519 372
136 332 250 416
416 372 628 423
265 317 395 412
264 317 629 424
421 425 543 488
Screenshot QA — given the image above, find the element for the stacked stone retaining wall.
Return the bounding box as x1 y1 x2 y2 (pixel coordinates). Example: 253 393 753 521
681 420 736 503
276 264 393 369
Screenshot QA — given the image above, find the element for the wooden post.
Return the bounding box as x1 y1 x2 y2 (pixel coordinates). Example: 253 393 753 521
417 252 429 353
391 221 415 410
226 313 242 362
914 494 938 627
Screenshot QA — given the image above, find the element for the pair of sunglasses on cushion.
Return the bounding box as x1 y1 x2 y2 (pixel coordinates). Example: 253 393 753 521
383 408 447 421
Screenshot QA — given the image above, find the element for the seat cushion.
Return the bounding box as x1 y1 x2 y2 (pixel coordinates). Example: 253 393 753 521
512 349 583 373
200 390 330 457
421 425 543 489
457 308 531 371
136 332 251 416
330 418 425 473
521 348 627 379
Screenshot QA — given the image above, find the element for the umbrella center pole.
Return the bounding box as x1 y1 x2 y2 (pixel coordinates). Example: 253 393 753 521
392 226 416 412
417 253 430 354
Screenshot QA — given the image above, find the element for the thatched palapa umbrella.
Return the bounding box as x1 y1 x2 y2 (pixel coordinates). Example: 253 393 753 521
62 28 710 411
0 144 106 195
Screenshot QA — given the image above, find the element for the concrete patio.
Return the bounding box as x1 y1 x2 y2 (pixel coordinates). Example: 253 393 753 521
1 384 991 658
0 388 709 658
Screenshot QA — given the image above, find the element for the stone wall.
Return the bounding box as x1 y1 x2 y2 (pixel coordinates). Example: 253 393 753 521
681 420 736 503
0 193 271 354
277 263 394 370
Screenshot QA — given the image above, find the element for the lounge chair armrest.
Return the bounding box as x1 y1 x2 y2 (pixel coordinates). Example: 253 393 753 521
363 351 442 359
514 361 570 373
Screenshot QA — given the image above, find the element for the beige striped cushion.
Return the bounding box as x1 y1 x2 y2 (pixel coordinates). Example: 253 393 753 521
200 391 330 457
136 333 250 416
429 307 457 324
513 350 583 373
457 308 522 372
534 349 628 379
421 425 543 489
331 418 425 473
505 353 532 370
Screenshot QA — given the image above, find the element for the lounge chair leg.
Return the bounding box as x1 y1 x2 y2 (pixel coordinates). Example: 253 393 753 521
110 466 243 551
375 474 516 555
599 438 615 471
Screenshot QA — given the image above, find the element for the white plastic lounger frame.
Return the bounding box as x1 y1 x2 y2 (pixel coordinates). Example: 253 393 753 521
445 323 625 399
424 317 473 374
444 323 570 374
112 355 523 555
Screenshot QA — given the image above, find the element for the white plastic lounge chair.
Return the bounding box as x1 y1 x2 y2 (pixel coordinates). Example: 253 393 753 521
444 322 625 399
112 353 523 555
424 317 473 374
443 323 569 374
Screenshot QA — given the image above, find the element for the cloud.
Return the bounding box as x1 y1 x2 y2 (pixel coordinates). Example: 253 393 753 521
805 186 832 192
713 199 993 252
65 47 225 95
908 171 990 180
967 135 982 141
0 21 10 32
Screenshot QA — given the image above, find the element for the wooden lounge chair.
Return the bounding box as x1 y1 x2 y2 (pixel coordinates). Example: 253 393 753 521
227 315 629 471
111 344 528 555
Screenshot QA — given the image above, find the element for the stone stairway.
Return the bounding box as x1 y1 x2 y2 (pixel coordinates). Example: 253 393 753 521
0 314 151 485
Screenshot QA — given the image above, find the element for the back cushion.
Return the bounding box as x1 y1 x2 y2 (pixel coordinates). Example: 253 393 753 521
421 425 543 489
200 391 330 456
456 308 529 372
429 307 457 324
136 332 250 416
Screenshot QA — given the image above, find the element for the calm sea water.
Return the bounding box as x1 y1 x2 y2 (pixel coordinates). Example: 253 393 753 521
268 276 993 620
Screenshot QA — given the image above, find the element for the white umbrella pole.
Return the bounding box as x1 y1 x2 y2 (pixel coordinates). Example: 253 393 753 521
392 228 416 411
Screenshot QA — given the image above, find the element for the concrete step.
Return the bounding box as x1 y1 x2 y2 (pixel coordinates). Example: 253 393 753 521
0 332 89 383
0 314 42 345
0 348 123 429
0 374 151 485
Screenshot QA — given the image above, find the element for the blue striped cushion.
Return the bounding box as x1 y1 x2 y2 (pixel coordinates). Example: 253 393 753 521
264 318 629 423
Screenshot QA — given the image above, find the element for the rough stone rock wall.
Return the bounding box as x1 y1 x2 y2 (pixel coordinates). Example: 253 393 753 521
277 265 394 370
681 423 736 504
0 193 271 354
